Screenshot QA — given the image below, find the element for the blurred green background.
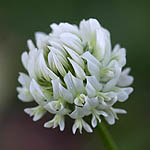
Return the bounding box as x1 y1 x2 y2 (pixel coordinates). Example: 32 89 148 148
0 0 149 150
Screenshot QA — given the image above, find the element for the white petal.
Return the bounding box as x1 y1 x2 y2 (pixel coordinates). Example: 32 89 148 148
52 78 73 103
79 18 100 43
24 107 35 116
51 51 67 76
27 49 39 79
44 120 54 128
113 108 127 114
117 68 134 87
71 74 85 94
33 109 46 121
21 52 29 70
85 82 97 97
81 51 101 68
86 76 102 97
100 28 111 65
64 73 76 97
50 22 79 37
117 75 134 87
64 72 84 97
48 52 57 72
117 87 133 102
124 87 134 94
60 32 83 54
112 45 126 67
24 106 46 121
105 114 115 125
84 97 99 109
117 91 128 102
96 110 108 117
72 120 79 134
81 119 93 133
44 115 65 131
68 58 85 80
52 78 60 98
74 94 87 107
74 97 83 106
33 112 43 121
121 67 131 75
93 28 110 60
48 46 69 68
17 73 33 102
69 106 86 119
59 83 73 103
107 96 118 106
30 79 46 106
103 77 119 92
103 61 121 91
45 101 63 113
81 52 101 79
18 73 31 88
48 39 67 56
118 48 126 67
45 101 70 115
35 32 49 49
27 40 36 51
17 87 33 102
59 117 65 131
38 51 58 80
63 45 84 68
91 114 97 128
113 44 120 53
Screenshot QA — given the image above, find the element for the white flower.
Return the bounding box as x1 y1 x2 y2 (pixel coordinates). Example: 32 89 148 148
24 105 46 121
80 19 111 61
72 118 93 134
74 94 87 106
117 68 134 87
70 106 93 134
17 73 33 102
84 97 108 128
44 115 65 131
85 75 102 97
17 18 134 134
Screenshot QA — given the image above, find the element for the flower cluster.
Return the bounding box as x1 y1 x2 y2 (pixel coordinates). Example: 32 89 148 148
17 18 133 134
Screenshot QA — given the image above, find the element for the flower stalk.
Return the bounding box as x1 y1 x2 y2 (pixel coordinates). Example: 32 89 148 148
97 123 117 150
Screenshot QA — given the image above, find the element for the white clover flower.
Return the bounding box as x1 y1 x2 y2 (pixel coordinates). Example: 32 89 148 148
17 18 134 134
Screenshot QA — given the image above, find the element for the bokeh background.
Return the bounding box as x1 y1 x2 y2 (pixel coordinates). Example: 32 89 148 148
0 0 149 150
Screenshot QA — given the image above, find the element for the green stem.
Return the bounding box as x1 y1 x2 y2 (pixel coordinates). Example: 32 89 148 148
97 123 118 150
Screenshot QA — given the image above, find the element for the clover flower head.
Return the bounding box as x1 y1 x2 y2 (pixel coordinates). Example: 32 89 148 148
17 18 134 134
